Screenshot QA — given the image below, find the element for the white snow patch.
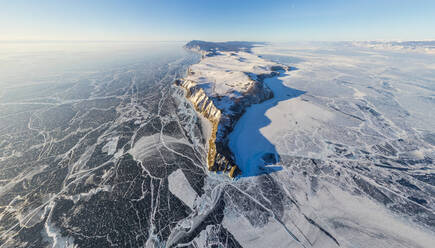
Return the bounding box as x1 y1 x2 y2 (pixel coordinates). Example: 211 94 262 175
263 97 334 136
168 169 198 209
44 221 77 248
42 202 77 248
305 182 435 248
222 214 302 248
101 136 119 155
351 87 366 99
129 133 191 163
186 51 276 97
68 185 112 204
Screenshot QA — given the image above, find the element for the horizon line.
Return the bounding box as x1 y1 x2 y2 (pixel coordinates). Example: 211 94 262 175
1 39 434 43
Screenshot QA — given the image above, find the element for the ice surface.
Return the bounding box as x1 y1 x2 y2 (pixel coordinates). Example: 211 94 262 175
101 136 119 155
222 213 302 248
225 42 434 247
1 40 434 247
168 169 198 209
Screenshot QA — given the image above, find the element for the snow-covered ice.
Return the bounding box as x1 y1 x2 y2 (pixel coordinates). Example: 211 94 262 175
168 169 198 209
222 41 435 247
229 75 306 176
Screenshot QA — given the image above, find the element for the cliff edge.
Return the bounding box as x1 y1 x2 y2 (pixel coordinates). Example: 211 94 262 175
176 41 287 177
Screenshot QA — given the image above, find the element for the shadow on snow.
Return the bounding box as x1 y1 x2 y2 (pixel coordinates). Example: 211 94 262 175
230 68 305 178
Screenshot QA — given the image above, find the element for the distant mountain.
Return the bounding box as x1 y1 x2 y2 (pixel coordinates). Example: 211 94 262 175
369 40 435 48
350 40 435 53
184 40 265 54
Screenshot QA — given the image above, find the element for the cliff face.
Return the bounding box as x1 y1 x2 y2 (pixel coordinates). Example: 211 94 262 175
175 78 237 176
176 41 287 177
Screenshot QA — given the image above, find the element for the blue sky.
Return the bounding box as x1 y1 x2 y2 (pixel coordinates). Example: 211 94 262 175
1 0 434 41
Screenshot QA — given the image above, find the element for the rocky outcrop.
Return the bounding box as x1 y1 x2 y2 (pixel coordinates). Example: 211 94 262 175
175 78 237 176
175 69 285 178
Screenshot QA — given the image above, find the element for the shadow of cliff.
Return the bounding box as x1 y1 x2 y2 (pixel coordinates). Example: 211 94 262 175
230 69 305 178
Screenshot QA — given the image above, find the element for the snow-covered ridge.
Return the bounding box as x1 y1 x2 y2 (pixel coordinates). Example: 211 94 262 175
184 40 265 55
350 40 435 54
175 41 287 177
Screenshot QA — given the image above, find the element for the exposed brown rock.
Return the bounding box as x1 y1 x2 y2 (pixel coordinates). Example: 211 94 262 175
174 68 281 178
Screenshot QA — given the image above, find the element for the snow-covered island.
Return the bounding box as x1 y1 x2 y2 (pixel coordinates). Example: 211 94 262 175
176 40 288 177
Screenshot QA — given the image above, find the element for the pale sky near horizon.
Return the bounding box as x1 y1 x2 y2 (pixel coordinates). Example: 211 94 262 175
1 0 434 42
